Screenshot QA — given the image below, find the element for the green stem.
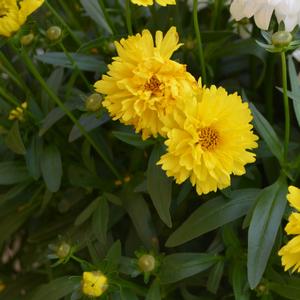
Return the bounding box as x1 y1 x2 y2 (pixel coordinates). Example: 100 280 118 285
45 1 81 46
193 0 207 84
20 50 122 180
281 51 290 161
59 42 91 91
98 0 117 35
125 0 133 35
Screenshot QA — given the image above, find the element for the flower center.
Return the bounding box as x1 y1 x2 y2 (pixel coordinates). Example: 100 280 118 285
144 75 162 95
198 127 219 151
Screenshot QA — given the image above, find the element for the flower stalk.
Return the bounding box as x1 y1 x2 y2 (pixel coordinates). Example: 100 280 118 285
126 0 133 35
193 0 207 84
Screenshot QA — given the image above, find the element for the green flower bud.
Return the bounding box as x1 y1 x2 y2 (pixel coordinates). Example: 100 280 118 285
46 26 62 41
56 242 71 259
138 254 156 273
85 93 103 112
271 31 293 48
20 33 34 46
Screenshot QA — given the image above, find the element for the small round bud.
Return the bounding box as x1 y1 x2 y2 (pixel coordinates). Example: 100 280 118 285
85 93 103 112
185 39 195 50
138 254 156 273
271 31 293 48
20 33 34 46
46 26 62 41
107 42 116 53
56 242 71 259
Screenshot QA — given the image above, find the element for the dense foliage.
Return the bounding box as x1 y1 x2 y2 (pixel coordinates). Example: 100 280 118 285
2 0 300 299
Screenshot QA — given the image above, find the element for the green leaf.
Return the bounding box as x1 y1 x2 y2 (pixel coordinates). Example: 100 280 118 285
147 144 172 227
80 0 113 34
207 260 225 294
247 176 287 289
269 281 300 300
146 279 161 300
75 198 99 226
41 145 62 192
92 197 109 244
106 240 122 273
288 57 300 127
121 288 138 300
69 113 109 142
159 253 219 284
122 193 157 250
0 161 30 185
30 276 81 300
35 52 106 72
249 103 284 163
166 189 259 247
112 131 155 149
25 135 42 180
5 121 26 155
232 260 250 300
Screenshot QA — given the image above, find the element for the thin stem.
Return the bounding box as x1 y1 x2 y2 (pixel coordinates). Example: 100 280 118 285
45 1 81 47
59 42 91 91
125 0 133 35
20 50 122 180
98 0 117 35
281 51 290 161
193 0 207 84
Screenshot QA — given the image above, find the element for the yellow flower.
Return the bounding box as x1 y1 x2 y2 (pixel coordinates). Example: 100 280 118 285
8 101 28 121
81 271 108 297
131 0 175 6
94 27 198 140
158 85 258 195
279 186 300 272
0 0 44 37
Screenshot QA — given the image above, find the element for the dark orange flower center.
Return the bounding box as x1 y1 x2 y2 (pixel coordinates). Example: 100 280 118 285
144 75 162 94
198 127 219 151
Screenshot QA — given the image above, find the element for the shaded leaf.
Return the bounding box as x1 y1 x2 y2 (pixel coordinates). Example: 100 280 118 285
5 121 26 155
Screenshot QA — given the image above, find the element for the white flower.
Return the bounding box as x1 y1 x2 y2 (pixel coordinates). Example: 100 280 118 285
230 0 300 31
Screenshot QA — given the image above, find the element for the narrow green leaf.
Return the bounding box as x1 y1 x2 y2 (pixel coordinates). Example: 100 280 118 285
92 197 109 244
75 198 99 226
41 145 62 192
166 189 259 247
5 121 26 155
207 260 225 294
0 161 30 185
147 144 172 227
249 103 284 163
288 57 300 127
36 52 106 72
146 279 161 300
112 131 155 149
159 253 219 284
269 281 300 300
25 135 42 180
247 176 287 289
31 276 81 300
106 240 121 273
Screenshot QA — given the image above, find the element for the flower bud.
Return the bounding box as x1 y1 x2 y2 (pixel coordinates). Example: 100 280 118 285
138 254 156 273
85 93 103 112
46 26 62 41
271 31 292 48
56 242 71 259
82 271 108 297
20 33 34 46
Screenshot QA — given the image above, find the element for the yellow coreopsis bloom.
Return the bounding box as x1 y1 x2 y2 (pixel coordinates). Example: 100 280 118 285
131 0 176 6
94 27 198 140
158 85 258 195
0 0 44 37
81 271 108 297
279 186 300 272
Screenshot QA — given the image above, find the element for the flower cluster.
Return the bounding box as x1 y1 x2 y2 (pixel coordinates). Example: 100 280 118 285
230 0 300 31
279 186 300 272
95 28 258 195
8 102 28 122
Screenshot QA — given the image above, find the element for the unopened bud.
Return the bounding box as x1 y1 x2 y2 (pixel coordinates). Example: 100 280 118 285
56 242 71 259
85 93 103 112
272 31 292 48
46 26 62 41
20 33 34 46
138 254 156 273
